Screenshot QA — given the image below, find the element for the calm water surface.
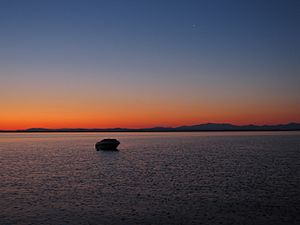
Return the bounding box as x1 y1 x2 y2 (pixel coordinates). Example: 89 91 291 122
0 132 299 225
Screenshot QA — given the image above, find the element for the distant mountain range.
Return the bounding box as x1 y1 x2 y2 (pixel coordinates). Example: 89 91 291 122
1 122 300 132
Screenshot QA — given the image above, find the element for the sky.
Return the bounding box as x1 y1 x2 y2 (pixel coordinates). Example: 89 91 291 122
0 0 299 129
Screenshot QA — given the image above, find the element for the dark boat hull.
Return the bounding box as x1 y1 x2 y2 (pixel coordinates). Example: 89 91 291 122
95 139 120 151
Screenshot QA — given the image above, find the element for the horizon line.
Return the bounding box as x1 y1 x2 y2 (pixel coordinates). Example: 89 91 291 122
1 121 300 132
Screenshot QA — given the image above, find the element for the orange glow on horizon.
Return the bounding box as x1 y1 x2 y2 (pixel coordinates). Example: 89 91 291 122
1 109 299 130
1 82 299 130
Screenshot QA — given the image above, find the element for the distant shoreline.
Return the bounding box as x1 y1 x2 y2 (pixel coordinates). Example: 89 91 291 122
1 122 299 133
1 130 300 133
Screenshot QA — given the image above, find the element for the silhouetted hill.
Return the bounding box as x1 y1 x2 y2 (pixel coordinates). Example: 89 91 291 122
176 123 237 131
1 122 299 132
174 122 300 131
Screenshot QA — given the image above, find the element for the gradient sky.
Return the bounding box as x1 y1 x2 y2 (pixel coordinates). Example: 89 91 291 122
0 0 299 129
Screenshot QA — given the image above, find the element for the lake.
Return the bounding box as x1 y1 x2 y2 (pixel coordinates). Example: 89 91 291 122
0 132 299 225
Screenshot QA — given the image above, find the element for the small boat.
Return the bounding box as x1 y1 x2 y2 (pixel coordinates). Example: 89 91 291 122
95 139 120 151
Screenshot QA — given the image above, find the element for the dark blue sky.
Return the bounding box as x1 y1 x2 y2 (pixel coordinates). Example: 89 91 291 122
1 0 299 72
1 0 300 128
